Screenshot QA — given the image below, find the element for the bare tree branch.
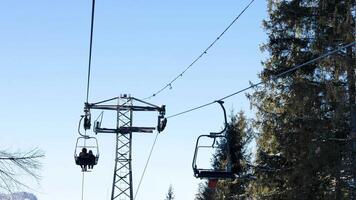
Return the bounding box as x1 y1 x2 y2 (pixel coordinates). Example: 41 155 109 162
0 148 44 194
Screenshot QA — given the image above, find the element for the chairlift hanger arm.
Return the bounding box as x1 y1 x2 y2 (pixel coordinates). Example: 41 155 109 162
78 115 92 138
210 101 228 135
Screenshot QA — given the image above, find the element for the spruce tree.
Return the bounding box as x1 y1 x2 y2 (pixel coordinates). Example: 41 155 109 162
195 182 216 200
165 185 175 200
248 0 355 199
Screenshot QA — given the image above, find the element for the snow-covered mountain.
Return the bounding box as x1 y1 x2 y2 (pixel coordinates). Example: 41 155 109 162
0 192 37 200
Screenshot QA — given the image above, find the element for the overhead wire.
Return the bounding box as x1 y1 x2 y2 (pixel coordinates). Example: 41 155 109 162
86 0 96 103
133 2 256 197
133 132 160 200
81 0 96 200
76 0 353 197
144 0 255 100
81 173 85 200
134 3 256 195
166 41 356 119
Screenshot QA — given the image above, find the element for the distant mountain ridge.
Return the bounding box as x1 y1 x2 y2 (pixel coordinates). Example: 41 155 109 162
0 192 37 200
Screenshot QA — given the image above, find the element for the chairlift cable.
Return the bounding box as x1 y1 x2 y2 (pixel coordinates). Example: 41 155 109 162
166 41 356 119
143 0 255 100
86 0 96 103
80 0 95 199
133 40 354 198
80 130 88 200
81 172 85 200
135 1 255 188
133 132 160 200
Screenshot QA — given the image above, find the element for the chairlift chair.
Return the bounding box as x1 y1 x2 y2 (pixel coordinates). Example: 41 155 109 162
192 101 237 180
192 134 236 179
74 136 99 171
75 113 99 171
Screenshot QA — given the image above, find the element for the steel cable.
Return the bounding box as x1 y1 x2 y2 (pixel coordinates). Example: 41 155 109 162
86 0 96 103
167 41 356 119
144 0 255 99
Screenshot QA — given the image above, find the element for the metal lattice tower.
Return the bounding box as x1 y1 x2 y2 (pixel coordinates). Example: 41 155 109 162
112 97 133 200
86 94 166 200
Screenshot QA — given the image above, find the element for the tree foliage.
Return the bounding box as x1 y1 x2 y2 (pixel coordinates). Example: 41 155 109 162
195 0 355 199
165 184 175 200
247 0 355 199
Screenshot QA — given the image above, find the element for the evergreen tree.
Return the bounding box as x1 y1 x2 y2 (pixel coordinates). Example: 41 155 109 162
165 184 175 200
248 0 355 199
195 182 216 200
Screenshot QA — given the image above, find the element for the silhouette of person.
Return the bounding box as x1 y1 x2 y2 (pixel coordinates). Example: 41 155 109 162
88 150 96 169
79 148 89 171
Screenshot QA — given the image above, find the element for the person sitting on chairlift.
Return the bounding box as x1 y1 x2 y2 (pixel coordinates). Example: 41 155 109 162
79 148 89 171
88 150 96 169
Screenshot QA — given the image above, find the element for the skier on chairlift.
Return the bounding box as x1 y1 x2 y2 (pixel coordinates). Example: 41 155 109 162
79 148 89 171
88 150 96 169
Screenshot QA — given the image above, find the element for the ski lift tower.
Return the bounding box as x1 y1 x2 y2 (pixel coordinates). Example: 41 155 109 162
85 94 167 200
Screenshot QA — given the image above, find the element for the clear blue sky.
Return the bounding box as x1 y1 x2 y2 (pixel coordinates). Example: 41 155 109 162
0 0 267 199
